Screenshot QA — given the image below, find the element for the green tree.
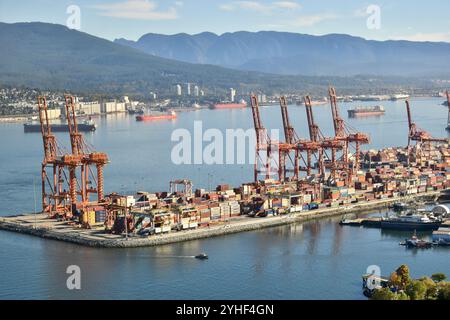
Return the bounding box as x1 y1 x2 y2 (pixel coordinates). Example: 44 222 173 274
418 277 438 299
437 283 450 300
431 273 447 283
406 280 427 300
371 288 397 300
396 291 410 300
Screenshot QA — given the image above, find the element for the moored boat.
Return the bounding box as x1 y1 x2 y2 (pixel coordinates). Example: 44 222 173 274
348 105 385 117
128 108 144 115
24 119 97 132
438 189 450 202
399 231 434 248
211 99 247 110
380 212 441 231
432 228 450 246
391 202 407 212
136 110 177 121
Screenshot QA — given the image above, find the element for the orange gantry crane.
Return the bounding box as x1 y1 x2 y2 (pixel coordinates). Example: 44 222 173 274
278 96 298 181
405 99 448 163
328 87 370 176
446 91 450 131
38 96 72 216
304 95 343 180
64 95 109 206
279 96 321 178
250 94 280 182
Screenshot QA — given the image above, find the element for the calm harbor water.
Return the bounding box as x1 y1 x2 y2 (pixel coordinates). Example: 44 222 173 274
0 97 449 299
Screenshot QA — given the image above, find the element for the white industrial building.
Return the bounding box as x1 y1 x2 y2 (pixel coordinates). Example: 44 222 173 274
46 108 61 119
176 84 182 96
76 102 101 115
101 101 126 114
230 88 236 102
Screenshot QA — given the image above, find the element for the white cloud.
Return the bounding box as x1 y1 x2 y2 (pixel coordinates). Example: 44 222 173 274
219 4 235 11
391 32 450 43
219 1 301 14
291 13 338 27
92 0 178 20
273 1 301 9
236 1 273 13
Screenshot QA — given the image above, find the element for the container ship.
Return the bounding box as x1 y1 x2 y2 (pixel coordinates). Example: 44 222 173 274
348 105 385 117
296 99 328 106
24 119 97 133
390 94 410 101
136 110 177 121
211 99 247 110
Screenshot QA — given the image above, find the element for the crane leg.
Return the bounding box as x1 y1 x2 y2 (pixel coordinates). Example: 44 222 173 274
97 164 104 201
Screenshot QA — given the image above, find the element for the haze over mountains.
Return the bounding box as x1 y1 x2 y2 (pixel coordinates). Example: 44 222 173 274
0 22 296 94
115 31 450 77
0 22 448 96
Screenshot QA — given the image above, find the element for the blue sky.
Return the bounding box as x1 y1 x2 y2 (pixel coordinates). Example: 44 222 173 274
1 0 449 42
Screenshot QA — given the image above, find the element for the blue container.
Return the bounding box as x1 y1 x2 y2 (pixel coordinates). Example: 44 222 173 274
95 210 106 223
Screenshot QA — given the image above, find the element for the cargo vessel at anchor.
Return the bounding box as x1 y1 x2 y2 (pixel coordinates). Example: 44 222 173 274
136 110 177 121
348 105 385 117
24 119 97 132
211 99 247 110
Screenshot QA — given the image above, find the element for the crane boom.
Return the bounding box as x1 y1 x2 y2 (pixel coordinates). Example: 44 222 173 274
37 96 58 162
446 91 450 129
250 94 265 145
304 96 319 142
279 96 297 144
64 95 85 156
250 94 275 181
406 99 447 144
328 87 345 138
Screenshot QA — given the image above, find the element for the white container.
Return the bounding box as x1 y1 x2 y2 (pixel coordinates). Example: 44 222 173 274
289 206 303 213
126 196 136 207
189 222 198 229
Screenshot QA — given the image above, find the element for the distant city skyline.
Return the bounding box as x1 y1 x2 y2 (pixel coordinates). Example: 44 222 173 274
0 0 449 43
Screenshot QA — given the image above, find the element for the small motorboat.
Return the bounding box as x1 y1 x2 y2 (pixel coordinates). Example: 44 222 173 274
195 253 208 260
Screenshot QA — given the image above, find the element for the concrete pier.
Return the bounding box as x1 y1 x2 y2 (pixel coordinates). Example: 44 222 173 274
0 192 439 248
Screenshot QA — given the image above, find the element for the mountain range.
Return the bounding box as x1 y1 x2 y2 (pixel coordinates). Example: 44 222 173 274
0 22 301 95
0 22 448 96
115 31 450 77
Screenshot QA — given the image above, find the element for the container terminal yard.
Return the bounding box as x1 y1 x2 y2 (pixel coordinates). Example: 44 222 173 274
1 87 450 248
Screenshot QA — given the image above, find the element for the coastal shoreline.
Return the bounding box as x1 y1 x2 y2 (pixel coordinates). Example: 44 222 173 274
0 192 439 248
